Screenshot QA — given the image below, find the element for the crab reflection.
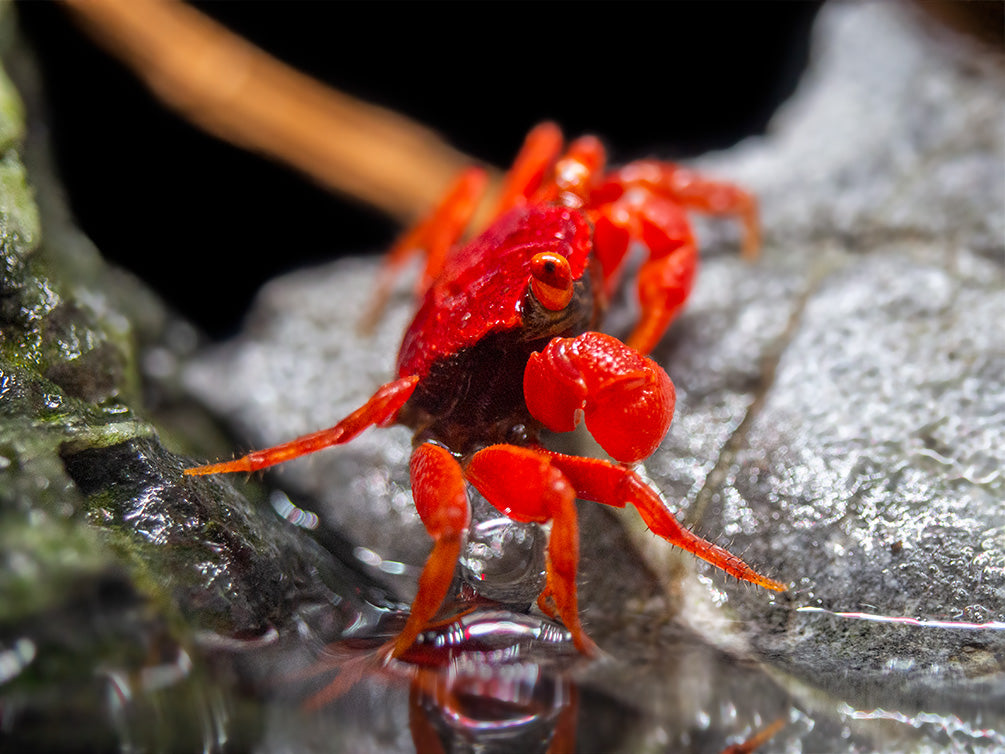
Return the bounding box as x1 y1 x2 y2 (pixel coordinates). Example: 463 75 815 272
298 607 581 753
287 604 783 754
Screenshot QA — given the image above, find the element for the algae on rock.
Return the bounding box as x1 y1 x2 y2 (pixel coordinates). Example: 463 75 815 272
0 5 365 748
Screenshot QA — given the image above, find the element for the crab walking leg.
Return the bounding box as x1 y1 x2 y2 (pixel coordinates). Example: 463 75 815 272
591 190 701 354
535 135 606 207
494 124 608 214
183 375 418 475
408 677 449 754
465 444 598 656
544 451 786 592
493 121 564 214
629 235 698 355
389 443 472 657
363 167 487 327
604 161 761 258
590 163 760 354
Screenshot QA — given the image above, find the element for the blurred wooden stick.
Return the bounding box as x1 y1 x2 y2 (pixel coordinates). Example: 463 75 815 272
60 0 499 224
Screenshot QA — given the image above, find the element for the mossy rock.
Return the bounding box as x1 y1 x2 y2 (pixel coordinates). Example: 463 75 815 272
0 5 380 749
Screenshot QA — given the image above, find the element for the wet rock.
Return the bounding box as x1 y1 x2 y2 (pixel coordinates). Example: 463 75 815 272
184 2 1005 752
0 0 990 751
59 436 348 636
711 1 1004 260
0 8 380 749
707 249 1004 705
643 0 1004 745
187 258 429 595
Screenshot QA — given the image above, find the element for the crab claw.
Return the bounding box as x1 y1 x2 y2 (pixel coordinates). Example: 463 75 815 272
524 332 675 463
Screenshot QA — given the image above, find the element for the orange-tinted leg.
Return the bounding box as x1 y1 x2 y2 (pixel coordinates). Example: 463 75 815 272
184 375 418 475
546 682 579 754
408 677 447 754
721 717 787 754
543 451 786 592
591 162 760 354
604 160 760 258
494 123 609 213
631 240 698 355
493 122 564 214
391 442 471 658
363 166 487 328
533 134 607 208
465 444 598 655
592 191 699 354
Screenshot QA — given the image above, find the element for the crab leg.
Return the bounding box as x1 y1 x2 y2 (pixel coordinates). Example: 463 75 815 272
590 163 760 354
493 121 564 214
533 134 606 208
390 442 472 657
183 375 418 475
465 444 598 656
603 161 760 258
630 235 698 355
495 123 610 214
591 191 700 354
364 166 487 327
544 451 786 592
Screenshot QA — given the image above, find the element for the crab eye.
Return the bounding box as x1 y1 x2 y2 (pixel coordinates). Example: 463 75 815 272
529 252 574 311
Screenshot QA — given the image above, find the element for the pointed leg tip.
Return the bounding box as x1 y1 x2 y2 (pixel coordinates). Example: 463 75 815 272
182 465 212 477
575 634 601 658
183 459 248 476
759 575 788 593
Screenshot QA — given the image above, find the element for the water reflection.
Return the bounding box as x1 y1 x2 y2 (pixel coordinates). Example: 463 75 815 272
404 611 576 753
100 638 232 754
50 588 998 754
0 638 36 684
247 601 788 754
283 608 581 753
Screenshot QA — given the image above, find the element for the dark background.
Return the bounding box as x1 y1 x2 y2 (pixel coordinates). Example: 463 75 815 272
19 2 822 338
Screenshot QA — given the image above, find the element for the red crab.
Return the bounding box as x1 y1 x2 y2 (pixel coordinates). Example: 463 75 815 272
186 123 784 656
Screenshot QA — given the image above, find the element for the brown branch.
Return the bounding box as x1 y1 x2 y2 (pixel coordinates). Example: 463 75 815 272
60 0 499 224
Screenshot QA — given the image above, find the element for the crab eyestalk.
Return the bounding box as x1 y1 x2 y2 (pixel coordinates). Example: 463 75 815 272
524 332 675 463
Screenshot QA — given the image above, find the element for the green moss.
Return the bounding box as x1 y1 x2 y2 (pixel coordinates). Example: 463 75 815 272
0 61 24 153
0 17 360 748
0 514 112 623
0 151 38 255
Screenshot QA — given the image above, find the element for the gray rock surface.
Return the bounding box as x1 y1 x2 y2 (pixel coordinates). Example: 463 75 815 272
184 2 1005 751
667 0 1004 705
